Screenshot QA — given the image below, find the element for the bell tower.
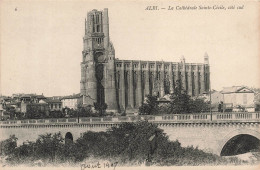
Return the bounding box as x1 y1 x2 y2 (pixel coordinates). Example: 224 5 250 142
81 9 118 112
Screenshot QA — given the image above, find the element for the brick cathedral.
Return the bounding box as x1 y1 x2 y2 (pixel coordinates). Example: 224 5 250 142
80 9 210 113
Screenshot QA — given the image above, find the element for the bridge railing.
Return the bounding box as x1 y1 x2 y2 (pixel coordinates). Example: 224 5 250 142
0 112 259 125
158 113 210 121
213 112 259 120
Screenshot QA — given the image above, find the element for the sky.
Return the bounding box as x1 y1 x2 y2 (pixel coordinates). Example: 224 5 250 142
0 0 259 97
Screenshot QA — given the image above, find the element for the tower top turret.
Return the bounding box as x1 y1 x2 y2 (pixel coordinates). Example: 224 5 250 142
204 52 209 65
180 55 185 64
83 8 111 57
85 9 104 34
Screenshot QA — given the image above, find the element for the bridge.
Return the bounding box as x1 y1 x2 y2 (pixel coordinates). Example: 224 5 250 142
0 112 260 156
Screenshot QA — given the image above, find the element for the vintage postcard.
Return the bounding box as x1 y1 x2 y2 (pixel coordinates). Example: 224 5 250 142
0 0 259 170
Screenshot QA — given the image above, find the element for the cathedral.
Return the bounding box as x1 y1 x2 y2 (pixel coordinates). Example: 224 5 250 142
80 8 210 113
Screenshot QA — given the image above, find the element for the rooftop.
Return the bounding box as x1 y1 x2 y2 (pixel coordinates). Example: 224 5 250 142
43 99 62 103
221 86 254 94
61 93 81 100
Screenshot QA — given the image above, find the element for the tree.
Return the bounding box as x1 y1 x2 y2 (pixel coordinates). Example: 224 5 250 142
63 107 77 118
169 80 191 114
0 135 17 156
26 105 45 119
157 103 172 114
34 132 64 162
49 110 63 118
15 112 25 120
76 102 94 117
94 102 107 116
107 121 165 161
189 98 210 113
168 80 210 114
139 95 158 115
5 105 16 120
76 121 167 163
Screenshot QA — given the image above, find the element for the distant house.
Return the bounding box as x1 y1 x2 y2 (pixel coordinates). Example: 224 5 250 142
41 98 62 111
210 90 222 103
209 90 223 112
0 102 9 120
1 96 12 105
61 93 81 110
8 102 21 112
20 95 62 113
11 93 47 103
221 86 255 112
20 94 32 103
0 103 4 117
32 95 47 103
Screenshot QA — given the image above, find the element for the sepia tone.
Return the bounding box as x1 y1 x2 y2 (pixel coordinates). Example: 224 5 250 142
0 0 259 170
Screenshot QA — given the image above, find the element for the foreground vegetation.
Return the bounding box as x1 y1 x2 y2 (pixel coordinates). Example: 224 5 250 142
0 121 248 166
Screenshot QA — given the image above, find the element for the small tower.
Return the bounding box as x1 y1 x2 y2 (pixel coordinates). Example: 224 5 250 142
204 52 209 65
180 55 185 64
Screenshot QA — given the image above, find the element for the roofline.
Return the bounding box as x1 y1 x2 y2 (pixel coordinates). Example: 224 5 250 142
221 91 254 94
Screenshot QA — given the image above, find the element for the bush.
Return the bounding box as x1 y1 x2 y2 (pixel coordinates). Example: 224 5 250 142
0 135 17 156
139 95 158 115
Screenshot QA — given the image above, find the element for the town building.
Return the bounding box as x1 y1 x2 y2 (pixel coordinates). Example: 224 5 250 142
1 96 12 105
221 86 255 112
41 98 62 111
80 8 211 113
0 103 4 117
61 93 81 110
209 90 223 111
11 93 46 104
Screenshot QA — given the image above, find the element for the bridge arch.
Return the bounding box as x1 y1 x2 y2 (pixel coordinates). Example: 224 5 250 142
218 128 260 156
65 132 73 144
